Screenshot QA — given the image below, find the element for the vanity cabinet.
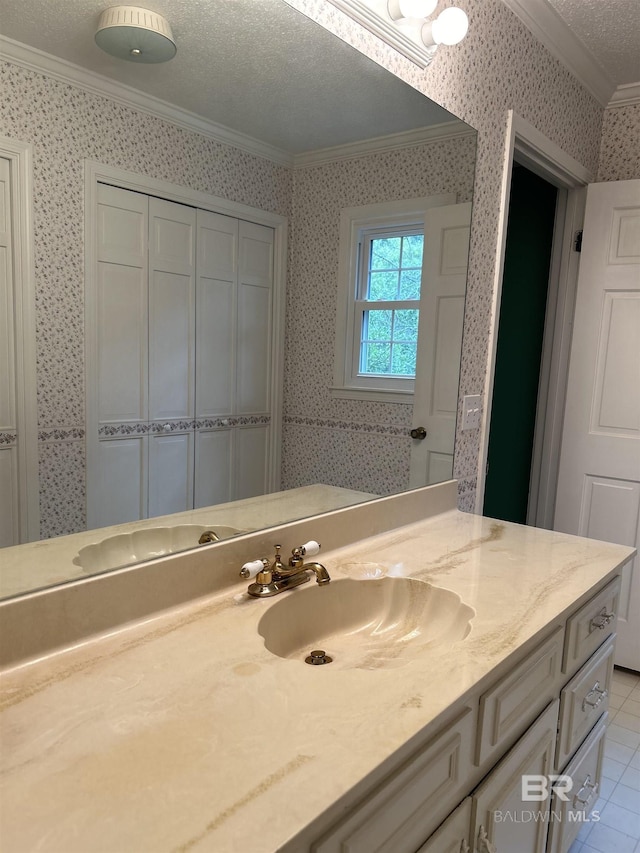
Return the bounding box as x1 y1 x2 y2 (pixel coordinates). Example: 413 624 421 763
305 575 621 853
312 707 475 853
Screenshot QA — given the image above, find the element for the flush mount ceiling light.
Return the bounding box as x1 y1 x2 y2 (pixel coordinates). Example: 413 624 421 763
95 6 177 63
326 1 468 68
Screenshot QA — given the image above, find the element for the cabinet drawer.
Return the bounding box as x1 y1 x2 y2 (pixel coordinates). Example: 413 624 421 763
557 635 615 770
476 628 563 767
547 713 608 853
312 707 474 853
563 577 620 676
416 797 471 853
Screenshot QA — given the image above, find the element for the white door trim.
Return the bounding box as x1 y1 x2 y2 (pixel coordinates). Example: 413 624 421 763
84 160 288 501
476 111 593 516
0 136 39 542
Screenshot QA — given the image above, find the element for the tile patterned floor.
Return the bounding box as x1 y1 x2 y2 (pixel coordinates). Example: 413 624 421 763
569 668 640 853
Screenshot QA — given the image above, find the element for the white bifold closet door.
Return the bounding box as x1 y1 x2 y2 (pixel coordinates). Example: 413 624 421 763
147 197 196 518
90 184 273 528
194 211 273 507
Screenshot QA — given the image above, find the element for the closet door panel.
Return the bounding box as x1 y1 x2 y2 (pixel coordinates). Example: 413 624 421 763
196 211 237 417
96 185 148 424
97 263 147 422
0 446 19 547
194 429 233 508
97 184 147 268
149 199 195 422
149 432 194 517
237 222 273 415
94 437 146 526
235 425 268 500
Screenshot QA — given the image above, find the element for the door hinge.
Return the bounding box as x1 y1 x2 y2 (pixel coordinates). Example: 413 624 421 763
574 230 583 252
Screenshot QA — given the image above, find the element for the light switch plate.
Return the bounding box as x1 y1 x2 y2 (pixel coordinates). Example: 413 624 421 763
461 394 482 430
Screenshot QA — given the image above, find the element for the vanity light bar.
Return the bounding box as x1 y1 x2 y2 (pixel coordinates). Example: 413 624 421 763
323 0 468 68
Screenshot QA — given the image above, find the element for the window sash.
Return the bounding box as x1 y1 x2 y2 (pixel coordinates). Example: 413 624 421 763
353 225 424 383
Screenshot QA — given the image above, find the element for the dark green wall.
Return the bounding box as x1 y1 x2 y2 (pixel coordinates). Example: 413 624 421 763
483 165 558 523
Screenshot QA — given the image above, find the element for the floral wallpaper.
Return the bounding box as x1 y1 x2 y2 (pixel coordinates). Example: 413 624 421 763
282 133 477 496
2 0 636 538
597 103 640 181
0 60 292 537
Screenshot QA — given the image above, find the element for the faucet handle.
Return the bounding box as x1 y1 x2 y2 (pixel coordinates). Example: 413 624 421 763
240 558 268 579
299 540 321 557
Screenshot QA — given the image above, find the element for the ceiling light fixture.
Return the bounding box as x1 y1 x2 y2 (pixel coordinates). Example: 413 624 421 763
95 6 177 63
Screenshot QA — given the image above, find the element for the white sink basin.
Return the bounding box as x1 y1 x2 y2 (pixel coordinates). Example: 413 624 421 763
75 524 244 572
258 577 474 669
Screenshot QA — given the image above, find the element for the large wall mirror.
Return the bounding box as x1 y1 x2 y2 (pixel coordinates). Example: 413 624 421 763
0 0 477 599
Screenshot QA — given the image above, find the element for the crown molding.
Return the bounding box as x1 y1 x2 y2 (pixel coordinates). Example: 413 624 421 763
500 0 615 108
0 35 294 167
608 82 640 108
293 120 474 166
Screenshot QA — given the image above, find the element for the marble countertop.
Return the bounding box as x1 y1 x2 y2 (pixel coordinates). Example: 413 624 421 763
0 506 634 853
0 484 376 599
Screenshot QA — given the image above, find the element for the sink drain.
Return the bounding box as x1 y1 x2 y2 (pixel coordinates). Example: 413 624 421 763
305 649 333 665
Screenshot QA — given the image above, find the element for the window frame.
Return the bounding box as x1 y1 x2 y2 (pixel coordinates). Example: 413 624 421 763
332 195 455 403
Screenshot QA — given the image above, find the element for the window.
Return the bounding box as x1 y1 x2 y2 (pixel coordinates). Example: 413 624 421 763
357 226 423 380
333 196 454 402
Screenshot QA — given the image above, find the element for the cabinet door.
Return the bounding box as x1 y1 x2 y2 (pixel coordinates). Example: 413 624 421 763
416 797 472 853
471 701 559 853
149 197 196 422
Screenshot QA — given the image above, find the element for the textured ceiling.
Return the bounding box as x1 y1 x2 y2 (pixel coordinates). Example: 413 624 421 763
0 0 457 155
545 0 640 85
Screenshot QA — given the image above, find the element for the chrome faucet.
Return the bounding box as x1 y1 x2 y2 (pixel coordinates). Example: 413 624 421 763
240 541 330 597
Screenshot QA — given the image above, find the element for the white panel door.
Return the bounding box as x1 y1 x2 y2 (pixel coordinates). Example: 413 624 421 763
196 210 237 418
194 429 233 508
95 438 147 526
149 197 195 422
410 203 471 487
149 431 194 517
555 179 640 670
96 184 148 423
237 221 273 415
0 157 16 436
0 157 18 546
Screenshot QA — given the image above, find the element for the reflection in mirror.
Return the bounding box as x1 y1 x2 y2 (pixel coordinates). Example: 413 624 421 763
0 0 477 600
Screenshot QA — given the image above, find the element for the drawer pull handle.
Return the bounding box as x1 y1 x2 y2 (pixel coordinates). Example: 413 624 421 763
573 775 598 810
477 826 498 853
589 607 615 632
582 681 608 712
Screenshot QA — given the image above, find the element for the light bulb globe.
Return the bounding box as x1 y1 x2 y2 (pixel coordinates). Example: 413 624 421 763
432 7 468 45
398 0 438 18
